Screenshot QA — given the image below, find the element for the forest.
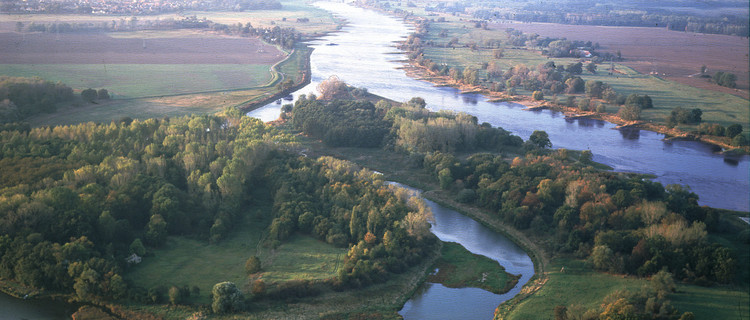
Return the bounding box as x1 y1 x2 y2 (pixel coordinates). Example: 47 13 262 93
0 108 436 312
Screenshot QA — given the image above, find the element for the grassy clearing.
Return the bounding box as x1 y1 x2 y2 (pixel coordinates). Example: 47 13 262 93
429 242 519 294
125 211 269 305
126 208 347 306
257 235 345 284
671 284 750 319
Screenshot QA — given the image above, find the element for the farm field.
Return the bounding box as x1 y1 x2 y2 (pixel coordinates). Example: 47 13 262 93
0 31 282 98
418 17 750 130
0 0 336 125
490 21 750 99
0 0 339 35
21 43 312 126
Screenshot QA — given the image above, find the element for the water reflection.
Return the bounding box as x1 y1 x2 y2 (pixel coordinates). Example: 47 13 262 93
724 157 740 166
619 128 641 140
461 95 478 104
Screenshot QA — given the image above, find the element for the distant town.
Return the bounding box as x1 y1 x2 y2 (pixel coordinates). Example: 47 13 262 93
0 0 281 15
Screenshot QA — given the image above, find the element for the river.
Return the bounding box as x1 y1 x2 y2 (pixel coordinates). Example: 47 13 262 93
0 292 76 319
390 183 534 320
249 1 750 213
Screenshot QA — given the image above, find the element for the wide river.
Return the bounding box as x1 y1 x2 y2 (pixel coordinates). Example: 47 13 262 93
251 1 750 213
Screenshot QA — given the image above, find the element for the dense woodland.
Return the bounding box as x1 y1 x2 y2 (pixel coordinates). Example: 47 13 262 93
286 90 746 319
288 91 741 287
291 86 523 153
0 109 435 310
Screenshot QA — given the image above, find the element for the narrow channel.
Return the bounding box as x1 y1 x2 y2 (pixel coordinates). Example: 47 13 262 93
390 183 534 320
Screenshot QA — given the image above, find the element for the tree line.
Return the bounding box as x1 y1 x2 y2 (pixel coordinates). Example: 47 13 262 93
471 2 749 37
420 147 740 286
289 86 523 154
0 77 74 123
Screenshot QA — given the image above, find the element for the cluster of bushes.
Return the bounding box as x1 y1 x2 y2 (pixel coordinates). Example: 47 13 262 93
0 76 74 122
666 107 702 127
712 71 737 88
80 88 110 102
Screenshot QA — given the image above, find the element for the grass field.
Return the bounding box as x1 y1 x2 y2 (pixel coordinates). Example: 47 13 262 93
125 207 346 305
125 210 269 305
24 42 311 126
507 258 646 319
0 64 274 99
507 257 750 319
429 242 518 294
186 0 340 35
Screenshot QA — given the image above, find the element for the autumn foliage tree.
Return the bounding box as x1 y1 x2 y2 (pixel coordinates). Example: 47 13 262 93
317 75 349 100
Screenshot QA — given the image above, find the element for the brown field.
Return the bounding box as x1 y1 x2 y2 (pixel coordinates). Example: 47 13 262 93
0 31 284 64
491 22 750 99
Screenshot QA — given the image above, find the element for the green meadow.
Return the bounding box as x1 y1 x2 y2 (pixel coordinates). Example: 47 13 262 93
0 64 274 99
125 209 346 305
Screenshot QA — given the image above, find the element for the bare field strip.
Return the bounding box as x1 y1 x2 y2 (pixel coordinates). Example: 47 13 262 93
491 22 750 97
0 31 284 64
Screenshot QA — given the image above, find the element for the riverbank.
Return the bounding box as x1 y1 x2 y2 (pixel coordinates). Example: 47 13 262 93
417 190 550 319
428 242 520 294
236 43 314 113
401 60 749 154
